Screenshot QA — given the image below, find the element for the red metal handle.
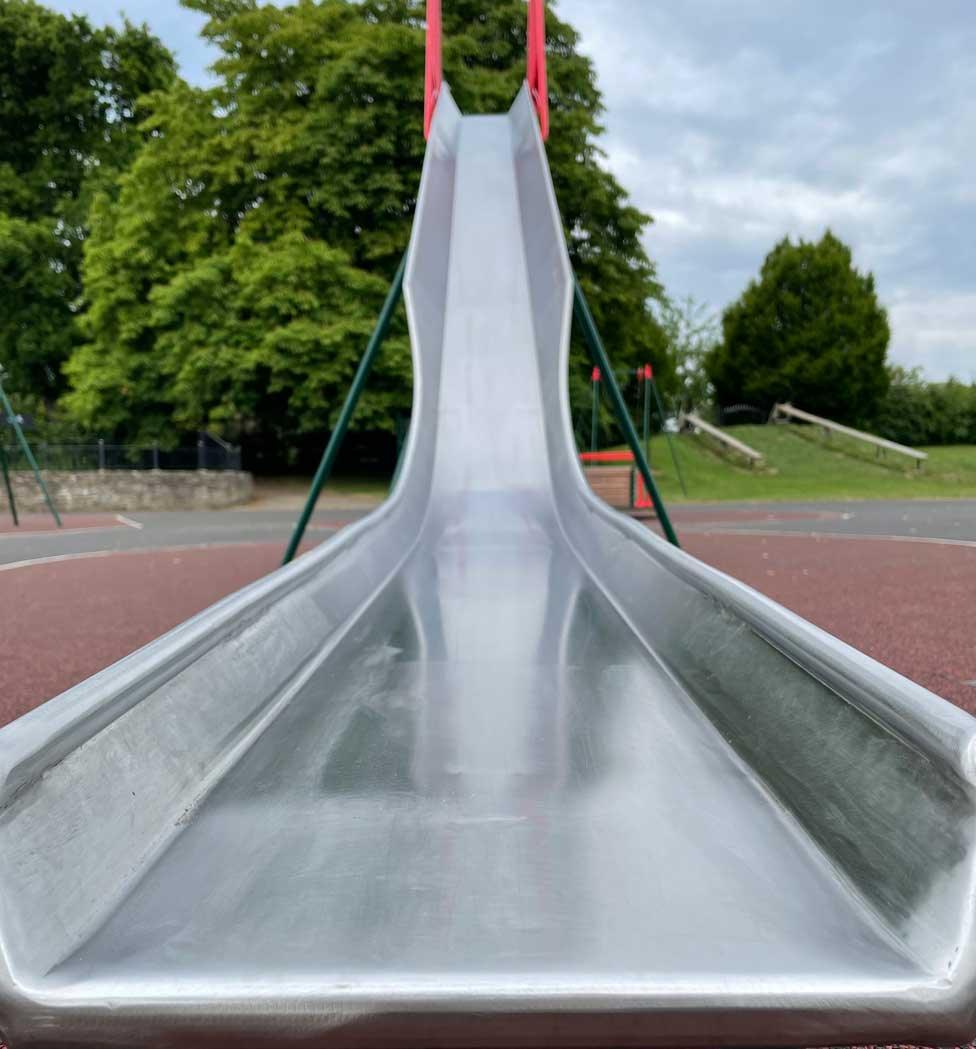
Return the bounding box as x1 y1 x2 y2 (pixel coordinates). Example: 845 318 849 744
425 1 548 141
424 0 442 139
526 0 550 140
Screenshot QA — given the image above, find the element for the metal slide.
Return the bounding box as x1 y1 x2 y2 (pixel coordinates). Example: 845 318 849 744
2 85 976 1049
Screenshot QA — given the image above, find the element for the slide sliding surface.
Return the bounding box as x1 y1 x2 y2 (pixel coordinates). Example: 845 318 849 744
1 86 976 1048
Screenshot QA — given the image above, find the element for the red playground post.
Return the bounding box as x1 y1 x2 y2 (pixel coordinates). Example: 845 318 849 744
424 0 442 139
527 0 550 139
590 366 601 453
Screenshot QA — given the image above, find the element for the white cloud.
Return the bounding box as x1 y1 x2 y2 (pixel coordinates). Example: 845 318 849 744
888 294 976 381
560 0 976 381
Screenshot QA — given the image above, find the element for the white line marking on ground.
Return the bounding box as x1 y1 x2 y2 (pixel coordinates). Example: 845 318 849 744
0 550 121 572
0 541 277 575
697 528 976 549
0 522 127 541
115 513 144 530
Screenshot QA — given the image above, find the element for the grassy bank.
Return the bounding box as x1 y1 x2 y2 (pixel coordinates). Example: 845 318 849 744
638 425 976 503
269 424 976 507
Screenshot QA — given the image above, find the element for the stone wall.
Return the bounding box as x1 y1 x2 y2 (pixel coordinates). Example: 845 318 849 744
6 470 254 513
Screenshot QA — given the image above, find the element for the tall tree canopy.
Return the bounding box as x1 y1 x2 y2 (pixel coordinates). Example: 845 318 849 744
706 231 890 424
0 0 175 399
65 0 668 451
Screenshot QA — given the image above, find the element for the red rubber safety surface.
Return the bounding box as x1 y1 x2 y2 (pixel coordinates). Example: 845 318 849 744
0 543 308 726
1 533 975 1049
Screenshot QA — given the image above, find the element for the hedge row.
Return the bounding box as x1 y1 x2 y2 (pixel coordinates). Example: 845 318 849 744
874 372 976 447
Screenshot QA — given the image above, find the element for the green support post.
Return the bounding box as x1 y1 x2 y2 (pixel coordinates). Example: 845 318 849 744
642 367 651 466
0 370 61 527
590 367 600 454
649 372 687 497
283 252 407 565
572 278 680 548
0 443 18 526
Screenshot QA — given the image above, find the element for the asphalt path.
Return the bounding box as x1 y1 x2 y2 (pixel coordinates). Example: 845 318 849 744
6 498 976 568
0 508 368 567
671 498 976 542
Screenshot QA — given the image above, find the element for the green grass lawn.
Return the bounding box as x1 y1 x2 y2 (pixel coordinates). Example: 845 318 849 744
628 425 976 503
275 424 976 507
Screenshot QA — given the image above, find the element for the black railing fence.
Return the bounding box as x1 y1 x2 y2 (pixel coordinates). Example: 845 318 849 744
0 434 242 473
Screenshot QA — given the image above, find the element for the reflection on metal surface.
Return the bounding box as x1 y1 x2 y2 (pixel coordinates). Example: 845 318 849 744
1 86 976 1047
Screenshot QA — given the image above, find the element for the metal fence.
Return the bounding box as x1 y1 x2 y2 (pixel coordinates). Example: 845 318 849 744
718 404 767 426
0 436 242 473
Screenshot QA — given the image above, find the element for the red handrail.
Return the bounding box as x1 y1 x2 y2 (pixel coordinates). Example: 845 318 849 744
424 0 442 139
424 0 549 142
526 0 549 140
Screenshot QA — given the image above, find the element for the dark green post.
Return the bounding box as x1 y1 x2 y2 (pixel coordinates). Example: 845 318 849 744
0 369 61 527
283 252 407 565
641 365 651 466
590 366 600 454
572 278 679 548
0 442 18 526
648 371 687 497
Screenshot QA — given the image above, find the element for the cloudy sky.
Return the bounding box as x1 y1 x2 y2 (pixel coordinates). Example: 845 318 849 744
49 0 975 380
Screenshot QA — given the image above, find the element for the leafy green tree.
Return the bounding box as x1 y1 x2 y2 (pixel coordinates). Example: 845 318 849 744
0 0 175 400
66 0 668 453
706 231 890 424
656 295 718 414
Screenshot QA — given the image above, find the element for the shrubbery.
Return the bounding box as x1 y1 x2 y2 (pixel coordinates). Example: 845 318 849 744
873 368 976 447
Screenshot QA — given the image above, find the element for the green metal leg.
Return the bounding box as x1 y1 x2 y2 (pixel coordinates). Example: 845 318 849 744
0 374 61 527
572 278 680 548
590 372 600 453
650 380 687 497
0 443 18 526
642 373 651 466
283 252 408 566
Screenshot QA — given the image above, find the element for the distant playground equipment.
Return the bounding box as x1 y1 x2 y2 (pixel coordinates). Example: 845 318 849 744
587 362 687 498
0 365 61 528
680 410 766 467
4 2 976 1046
772 401 927 468
579 449 655 512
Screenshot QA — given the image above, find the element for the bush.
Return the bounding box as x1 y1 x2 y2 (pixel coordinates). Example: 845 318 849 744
873 368 976 446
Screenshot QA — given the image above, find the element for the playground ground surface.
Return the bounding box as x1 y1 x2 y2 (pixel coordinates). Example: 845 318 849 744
1 496 975 1049
2 496 975 726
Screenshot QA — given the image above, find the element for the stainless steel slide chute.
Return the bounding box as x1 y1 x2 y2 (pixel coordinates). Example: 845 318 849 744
1 85 975 1048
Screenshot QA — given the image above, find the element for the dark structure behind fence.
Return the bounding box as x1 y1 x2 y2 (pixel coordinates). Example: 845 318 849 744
0 434 242 473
